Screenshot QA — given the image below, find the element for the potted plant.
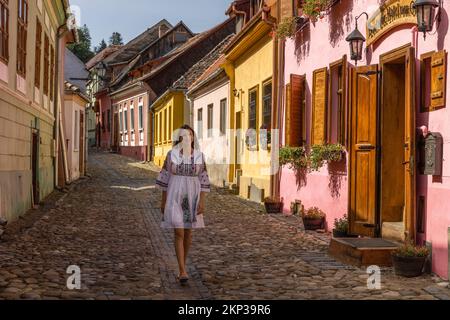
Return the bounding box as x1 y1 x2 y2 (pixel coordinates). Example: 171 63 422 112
302 207 326 230
332 214 349 238
391 242 430 278
264 196 284 214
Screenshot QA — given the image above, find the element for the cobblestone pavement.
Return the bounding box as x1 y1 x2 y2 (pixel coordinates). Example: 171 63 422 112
0 151 449 300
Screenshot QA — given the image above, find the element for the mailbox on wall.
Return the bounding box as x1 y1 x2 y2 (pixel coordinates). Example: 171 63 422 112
424 132 443 176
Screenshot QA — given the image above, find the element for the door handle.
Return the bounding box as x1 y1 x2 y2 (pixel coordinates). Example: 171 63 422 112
357 144 375 150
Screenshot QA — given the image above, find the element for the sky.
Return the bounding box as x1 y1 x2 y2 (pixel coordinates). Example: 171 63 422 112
69 0 232 50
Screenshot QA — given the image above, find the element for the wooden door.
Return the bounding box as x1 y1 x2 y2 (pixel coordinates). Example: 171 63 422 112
404 47 416 241
349 65 379 237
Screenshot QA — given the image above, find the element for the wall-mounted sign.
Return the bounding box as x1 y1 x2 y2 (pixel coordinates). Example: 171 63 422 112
366 0 416 46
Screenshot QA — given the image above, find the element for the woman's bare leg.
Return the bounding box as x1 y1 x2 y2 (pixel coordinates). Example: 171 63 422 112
174 229 187 277
183 229 192 268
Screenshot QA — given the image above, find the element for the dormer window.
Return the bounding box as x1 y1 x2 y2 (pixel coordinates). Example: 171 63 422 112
250 0 262 18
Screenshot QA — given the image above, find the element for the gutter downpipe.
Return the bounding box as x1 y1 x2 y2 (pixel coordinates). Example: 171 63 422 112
54 19 70 188
262 4 279 200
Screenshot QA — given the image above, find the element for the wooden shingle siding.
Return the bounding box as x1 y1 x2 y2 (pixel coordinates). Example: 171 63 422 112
311 67 328 145
285 73 305 147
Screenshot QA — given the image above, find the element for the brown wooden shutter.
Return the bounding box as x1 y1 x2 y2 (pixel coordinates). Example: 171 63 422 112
311 67 328 145
285 74 305 147
430 50 447 110
280 0 294 19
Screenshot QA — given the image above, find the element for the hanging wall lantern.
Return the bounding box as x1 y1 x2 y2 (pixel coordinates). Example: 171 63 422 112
345 12 368 66
411 0 441 39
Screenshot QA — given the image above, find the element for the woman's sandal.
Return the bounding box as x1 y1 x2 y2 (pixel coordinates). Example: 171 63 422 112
177 274 189 285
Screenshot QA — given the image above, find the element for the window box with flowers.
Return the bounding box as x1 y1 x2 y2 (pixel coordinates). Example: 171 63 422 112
301 0 334 21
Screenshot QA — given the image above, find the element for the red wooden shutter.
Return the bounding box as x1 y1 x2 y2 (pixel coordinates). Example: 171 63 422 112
311 67 328 145
285 74 305 146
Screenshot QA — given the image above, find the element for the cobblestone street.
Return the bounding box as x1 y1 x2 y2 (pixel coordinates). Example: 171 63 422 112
0 151 449 300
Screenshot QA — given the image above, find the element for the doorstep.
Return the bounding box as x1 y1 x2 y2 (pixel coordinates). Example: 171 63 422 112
329 237 400 267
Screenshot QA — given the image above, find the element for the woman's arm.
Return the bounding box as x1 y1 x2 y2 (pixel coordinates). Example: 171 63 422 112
197 192 206 215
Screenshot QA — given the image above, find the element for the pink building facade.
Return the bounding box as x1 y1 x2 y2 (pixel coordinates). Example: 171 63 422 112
281 0 450 279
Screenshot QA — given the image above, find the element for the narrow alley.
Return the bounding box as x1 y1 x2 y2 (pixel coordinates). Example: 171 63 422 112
0 152 448 300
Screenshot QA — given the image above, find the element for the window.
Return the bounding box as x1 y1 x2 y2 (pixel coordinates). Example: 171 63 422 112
124 110 128 131
43 34 49 95
250 0 261 17
130 108 135 131
17 0 28 77
262 81 272 129
220 98 227 135
328 56 347 146
163 109 167 141
168 106 172 141
50 45 55 101
248 88 257 130
107 109 111 132
158 113 162 144
119 111 123 132
207 104 213 138
101 111 105 132
138 105 143 129
34 19 41 87
197 108 203 139
0 0 9 62
74 110 79 150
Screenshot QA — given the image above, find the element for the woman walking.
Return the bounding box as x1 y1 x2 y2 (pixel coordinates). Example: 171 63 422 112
156 125 210 284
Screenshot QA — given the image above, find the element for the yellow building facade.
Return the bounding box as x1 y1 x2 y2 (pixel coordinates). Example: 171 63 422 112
152 91 189 167
224 14 274 202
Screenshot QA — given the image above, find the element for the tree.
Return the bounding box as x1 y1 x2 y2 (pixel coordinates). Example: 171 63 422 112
109 32 124 46
94 39 107 54
67 24 95 63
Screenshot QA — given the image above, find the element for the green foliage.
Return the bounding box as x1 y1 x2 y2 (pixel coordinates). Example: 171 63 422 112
275 17 298 40
303 207 326 219
333 214 349 232
109 32 124 46
94 39 107 54
309 143 344 171
279 146 308 170
67 24 95 63
393 242 430 258
302 0 331 20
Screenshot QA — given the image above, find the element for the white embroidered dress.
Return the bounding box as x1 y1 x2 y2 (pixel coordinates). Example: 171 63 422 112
156 149 211 229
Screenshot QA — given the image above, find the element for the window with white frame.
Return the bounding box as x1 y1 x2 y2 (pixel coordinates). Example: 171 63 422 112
220 98 227 136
